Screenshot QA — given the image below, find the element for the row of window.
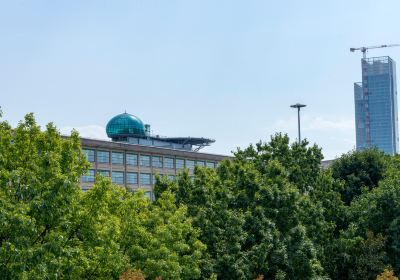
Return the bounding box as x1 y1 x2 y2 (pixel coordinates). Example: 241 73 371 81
82 170 179 185
83 149 216 169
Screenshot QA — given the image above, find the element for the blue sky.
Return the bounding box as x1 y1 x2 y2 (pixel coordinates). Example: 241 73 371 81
1 0 400 159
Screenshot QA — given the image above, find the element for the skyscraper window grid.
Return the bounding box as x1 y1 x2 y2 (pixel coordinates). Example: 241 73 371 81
354 56 399 155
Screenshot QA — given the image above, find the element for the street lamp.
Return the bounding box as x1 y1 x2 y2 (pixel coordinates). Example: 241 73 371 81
290 103 306 144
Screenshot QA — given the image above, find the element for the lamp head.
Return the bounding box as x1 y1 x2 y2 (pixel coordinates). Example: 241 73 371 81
290 103 306 109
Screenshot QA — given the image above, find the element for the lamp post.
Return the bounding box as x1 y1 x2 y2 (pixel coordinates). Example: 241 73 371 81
290 103 306 144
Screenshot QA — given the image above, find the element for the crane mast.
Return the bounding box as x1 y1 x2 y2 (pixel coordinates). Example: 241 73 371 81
350 44 400 59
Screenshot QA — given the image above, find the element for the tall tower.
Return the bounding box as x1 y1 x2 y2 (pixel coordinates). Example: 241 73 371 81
354 56 399 154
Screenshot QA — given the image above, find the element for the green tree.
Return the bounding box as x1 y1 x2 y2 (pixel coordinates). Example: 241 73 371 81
330 149 389 205
316 149 393 279
72 177 128 279
156 168 248 279
0 114 91 279
324 228 386 280
0 113 206 279
156 134 329 279
5 113 400 280
228 157 324 279
234 133 323 194
349 158 400 275
120 189 205 280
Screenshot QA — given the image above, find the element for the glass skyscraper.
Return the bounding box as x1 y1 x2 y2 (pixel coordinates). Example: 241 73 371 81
354 56 399 154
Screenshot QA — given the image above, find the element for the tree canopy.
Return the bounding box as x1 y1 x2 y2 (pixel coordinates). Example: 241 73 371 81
1 114 400 279
0 114 204 279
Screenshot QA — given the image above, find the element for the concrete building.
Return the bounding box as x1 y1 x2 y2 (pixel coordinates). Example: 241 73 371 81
354 56 399 155
80 112 229 199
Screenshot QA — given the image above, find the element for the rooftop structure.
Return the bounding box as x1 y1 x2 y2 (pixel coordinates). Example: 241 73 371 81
105 112 215 151
106 113 146 139
79 112 229 199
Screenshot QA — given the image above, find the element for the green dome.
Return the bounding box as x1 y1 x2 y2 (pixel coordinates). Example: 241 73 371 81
106 113 145 139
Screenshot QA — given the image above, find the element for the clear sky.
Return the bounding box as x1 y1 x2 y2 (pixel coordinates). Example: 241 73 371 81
1 0 400 159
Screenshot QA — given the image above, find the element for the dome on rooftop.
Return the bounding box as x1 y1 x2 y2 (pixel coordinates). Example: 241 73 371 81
106 113 146 139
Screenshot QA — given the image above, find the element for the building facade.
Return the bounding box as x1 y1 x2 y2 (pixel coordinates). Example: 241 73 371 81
80 113 229 199
354 56 399 154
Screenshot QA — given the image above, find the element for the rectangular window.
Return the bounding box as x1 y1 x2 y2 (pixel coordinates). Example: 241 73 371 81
126 153 138 166
97 151 110 164
168 174 175 181
112 171 124 185
127 172 138 184
140 173 151 185
152 156 163 168
164 157 174 169
176 158 185 169
112 152 124 165
196 161 205 167
206 162 215 168
140 155 151 167
97 170 110 177
186 160 195 170
83 149 95 162
82 169 95 182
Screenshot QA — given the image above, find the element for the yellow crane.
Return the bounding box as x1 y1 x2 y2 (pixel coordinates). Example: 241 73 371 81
350 44 400 59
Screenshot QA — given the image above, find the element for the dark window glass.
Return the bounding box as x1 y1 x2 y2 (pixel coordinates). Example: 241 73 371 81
112 152 124 164
152 156 163 168
127 172 138 184
126 154 138 166
176 159 185 169
112 171 124 185
140 173 151 185
97 151 110 163
164 157 174 169
140 155 151 167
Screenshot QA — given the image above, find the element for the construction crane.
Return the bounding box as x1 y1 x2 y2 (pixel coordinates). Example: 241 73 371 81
350 44 400 59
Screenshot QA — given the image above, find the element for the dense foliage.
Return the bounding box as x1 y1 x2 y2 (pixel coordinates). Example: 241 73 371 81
1 113 400 279
0 114 203 279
